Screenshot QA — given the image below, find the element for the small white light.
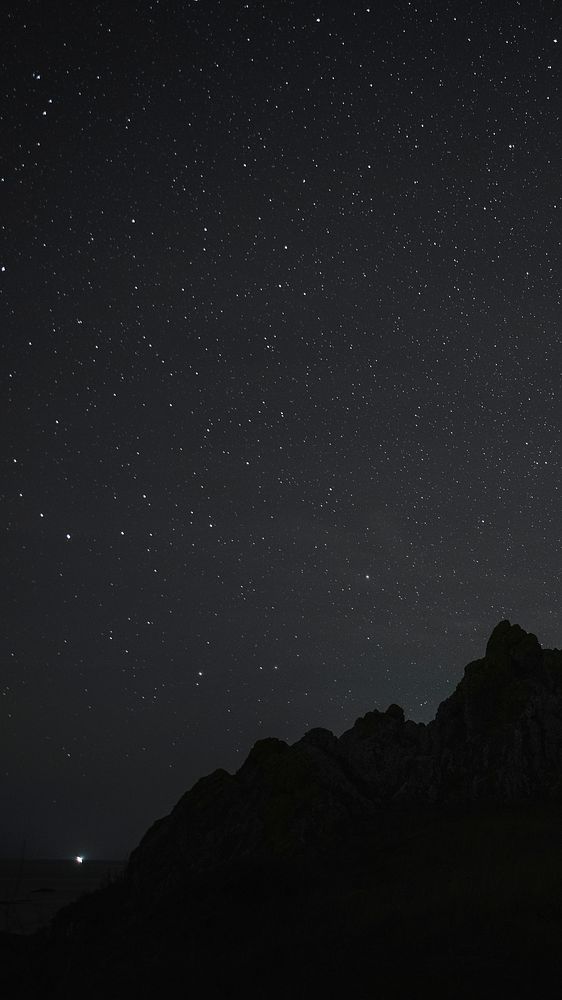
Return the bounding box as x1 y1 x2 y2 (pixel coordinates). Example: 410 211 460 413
75 855 83 864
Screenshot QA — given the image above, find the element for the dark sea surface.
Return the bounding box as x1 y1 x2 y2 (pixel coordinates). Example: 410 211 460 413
0 858 126 934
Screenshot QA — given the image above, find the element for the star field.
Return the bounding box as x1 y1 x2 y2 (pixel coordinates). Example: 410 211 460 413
2 0 561 857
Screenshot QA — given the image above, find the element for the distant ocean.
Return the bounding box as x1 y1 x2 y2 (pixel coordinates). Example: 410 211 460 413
0 858 126 934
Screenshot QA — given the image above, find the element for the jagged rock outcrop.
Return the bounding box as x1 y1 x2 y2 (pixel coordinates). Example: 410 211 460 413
431 621 562 802
127 621 562 894
338 703 432 803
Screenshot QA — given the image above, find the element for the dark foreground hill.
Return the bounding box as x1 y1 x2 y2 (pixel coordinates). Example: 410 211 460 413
5 620 562 998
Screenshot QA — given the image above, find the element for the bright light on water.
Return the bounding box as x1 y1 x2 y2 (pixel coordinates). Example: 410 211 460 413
75 856 84 864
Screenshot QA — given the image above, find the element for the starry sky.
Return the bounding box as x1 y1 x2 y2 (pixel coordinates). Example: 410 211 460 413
2 0 561 858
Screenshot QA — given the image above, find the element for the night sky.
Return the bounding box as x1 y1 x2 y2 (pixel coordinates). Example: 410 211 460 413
3 0 561 859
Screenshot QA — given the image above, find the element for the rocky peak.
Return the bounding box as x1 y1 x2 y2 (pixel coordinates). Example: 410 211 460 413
485 619 543 670
432 621 562 802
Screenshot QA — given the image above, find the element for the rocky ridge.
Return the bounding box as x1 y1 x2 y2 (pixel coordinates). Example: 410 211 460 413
127 620 562 893
21 620 562 1000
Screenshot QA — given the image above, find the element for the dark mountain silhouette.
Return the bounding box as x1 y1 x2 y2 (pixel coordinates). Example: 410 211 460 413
6 620 562 998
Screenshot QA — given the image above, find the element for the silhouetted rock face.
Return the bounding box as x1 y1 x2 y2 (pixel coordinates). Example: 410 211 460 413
338 704 431 803
432 621 562 803
128 622 562 890
129 732 374 896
